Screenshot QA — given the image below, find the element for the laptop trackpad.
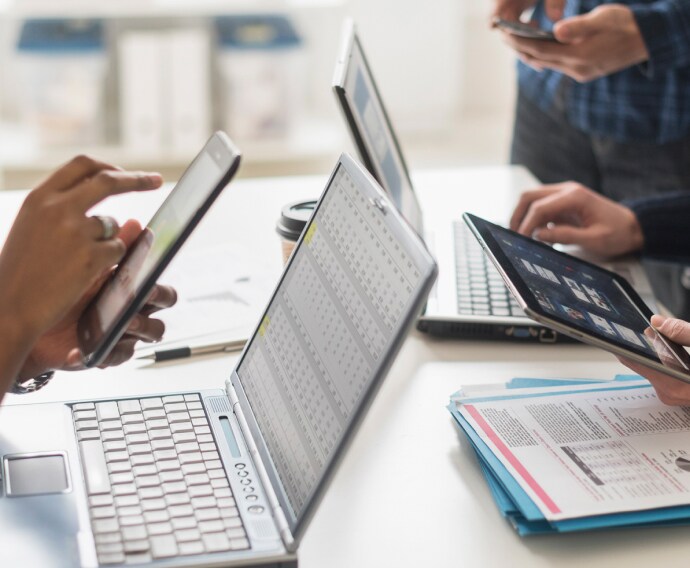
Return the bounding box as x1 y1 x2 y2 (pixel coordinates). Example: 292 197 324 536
6 454 69 496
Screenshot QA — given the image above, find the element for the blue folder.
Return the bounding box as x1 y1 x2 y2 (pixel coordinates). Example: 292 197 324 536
448 375 690 535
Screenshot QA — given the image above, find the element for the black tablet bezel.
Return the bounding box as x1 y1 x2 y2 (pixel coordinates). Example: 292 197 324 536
463 212 690 383
77 132 241 368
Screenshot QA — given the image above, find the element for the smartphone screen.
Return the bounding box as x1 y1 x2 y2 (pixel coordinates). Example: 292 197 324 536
78 132 241 367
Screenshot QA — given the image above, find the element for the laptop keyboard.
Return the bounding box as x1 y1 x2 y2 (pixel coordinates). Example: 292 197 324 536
454 221 523 317
72 394 250 565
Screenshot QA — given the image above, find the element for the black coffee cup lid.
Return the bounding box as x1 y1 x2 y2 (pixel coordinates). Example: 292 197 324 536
276 200 317 240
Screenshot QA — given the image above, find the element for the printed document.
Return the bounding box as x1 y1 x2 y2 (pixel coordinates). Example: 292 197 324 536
459 384 690 520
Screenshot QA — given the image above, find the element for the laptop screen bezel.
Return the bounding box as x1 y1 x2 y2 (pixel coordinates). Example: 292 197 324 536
332 19 424 236
229 153 437 547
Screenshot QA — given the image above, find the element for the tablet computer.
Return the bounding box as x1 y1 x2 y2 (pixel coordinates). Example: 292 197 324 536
463 212 690 384
77 131 241 367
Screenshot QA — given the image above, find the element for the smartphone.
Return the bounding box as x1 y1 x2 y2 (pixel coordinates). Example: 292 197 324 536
77 132 241 367
493 17 557 41
463 212 690 384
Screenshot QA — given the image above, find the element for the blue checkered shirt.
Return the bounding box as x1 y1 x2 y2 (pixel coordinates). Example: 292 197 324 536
519 0 690 144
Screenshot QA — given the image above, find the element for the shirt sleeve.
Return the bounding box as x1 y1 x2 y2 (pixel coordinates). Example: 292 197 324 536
626 192 690 260
631 1 690 77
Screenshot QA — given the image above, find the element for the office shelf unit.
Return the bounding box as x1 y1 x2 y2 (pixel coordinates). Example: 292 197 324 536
0 0 347 189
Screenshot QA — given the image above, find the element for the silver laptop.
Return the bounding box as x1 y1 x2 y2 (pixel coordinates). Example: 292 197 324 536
0 153 437 568
332 19 658 343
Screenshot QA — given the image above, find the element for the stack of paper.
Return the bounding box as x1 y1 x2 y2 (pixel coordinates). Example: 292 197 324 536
449 376 690 535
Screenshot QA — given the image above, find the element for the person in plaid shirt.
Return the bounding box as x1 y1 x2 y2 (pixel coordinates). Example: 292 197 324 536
494 0 690 201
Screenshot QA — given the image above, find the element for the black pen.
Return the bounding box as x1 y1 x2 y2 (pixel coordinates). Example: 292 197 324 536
137 339 246 362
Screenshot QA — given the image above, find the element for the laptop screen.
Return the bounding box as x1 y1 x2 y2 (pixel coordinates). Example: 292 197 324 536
234 156 434 533
334 25 424 234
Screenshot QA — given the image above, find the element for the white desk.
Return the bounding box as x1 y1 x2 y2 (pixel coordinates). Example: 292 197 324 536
1 166 673 568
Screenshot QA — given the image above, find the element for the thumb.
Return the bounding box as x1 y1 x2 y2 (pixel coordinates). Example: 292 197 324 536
534 224 587 246
652 315 690 345
553 13 599 43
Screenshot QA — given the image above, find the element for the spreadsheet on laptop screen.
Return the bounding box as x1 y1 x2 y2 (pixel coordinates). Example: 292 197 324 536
236 164 423 517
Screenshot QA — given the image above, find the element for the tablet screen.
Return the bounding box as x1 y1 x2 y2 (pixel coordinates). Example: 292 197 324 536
466 214 690 375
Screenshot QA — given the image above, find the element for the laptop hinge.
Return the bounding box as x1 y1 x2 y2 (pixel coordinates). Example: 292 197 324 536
226 380 295 551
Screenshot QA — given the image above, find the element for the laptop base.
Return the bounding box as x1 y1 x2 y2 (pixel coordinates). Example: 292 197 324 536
416 319 579 344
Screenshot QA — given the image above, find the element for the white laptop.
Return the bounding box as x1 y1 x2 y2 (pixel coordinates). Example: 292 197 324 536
332 19 658 343
0 153 437 568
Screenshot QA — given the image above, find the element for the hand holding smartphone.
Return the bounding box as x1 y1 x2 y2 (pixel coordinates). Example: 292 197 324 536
493 17 557 42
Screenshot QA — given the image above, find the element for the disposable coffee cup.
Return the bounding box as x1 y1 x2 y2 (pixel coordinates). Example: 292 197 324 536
276 200 317 264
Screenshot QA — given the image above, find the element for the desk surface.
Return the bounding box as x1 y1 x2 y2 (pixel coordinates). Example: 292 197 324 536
1 166 675 568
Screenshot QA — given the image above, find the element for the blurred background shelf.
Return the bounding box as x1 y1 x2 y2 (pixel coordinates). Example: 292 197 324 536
0 0 517 191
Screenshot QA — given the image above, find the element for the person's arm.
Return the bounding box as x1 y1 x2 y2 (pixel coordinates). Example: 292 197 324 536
0 155 163 402
625 192 690 259
631 0 690 77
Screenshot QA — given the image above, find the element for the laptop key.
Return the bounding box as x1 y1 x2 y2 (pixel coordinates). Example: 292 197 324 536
140 397 163 410
150 534 178 558
176 528 202 542
144 510 170 524
102 430 125 442
93 518 120 534
118 400 142 415
162 395 184 404
139 487 165 500
78 430 101 441
143 409 166 420
108 461 133 474
171 516 198 531
123 539 150 554
90 494 114 507
165 492 190 506
91 506 117 520
96 402 120 421
115 495 140 508
95 532 121 545
76 420 99 431
98 552 125 565
147 521 173 535
80 440 111 495
119 515 145 527
229 537 250 551
74 410 97 421
110 472 135 485
178 541 205 556
198 519 225 534
133 464 158 477
151 438 175 451
118 506 143 517
141 498 167 512
121 525 147 541
202 532 231 553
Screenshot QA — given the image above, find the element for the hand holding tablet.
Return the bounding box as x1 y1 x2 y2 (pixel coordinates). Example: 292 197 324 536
464 212 690 387
78 132 241 367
